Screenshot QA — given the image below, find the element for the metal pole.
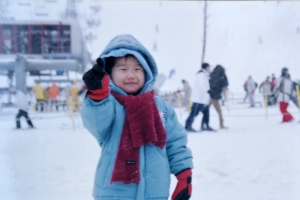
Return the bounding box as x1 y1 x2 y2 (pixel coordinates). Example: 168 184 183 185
15 54 27 94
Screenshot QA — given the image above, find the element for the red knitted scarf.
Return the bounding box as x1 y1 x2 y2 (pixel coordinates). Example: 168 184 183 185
110 91 167 184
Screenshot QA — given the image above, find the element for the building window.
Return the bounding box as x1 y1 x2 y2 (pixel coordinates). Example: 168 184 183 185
0 24 71 55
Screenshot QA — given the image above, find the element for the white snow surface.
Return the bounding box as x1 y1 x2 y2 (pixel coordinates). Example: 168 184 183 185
0 98 300 200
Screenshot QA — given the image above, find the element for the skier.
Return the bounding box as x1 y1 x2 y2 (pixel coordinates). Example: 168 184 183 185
259 76 274 105
275 68 295 123
185 63 215 132
208 65 229 129
81 34 193 200
244 76 257 107
15 90 34 129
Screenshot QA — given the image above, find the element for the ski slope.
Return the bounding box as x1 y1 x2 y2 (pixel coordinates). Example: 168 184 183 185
0 99 299 200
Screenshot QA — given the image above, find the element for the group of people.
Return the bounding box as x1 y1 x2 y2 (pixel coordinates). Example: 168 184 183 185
31 80 84 112
184 63 229 132
243 74 277 107
14 80 87 129
245 68 298 123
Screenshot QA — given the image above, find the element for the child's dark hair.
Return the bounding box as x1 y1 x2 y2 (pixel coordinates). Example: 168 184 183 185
105 54 138 75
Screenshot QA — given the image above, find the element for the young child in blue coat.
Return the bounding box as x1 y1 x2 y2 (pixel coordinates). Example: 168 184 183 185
81 34 193 200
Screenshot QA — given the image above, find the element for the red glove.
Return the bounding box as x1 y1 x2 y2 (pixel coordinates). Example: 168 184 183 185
83 58 110 101
172 169 192 200
86 75 110 101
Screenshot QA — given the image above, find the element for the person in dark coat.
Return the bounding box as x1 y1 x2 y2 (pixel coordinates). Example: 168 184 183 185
208 65 228 129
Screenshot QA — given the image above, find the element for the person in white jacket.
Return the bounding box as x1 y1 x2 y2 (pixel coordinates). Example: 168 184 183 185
185 63 215 132
275 68 295 123
15 90 34 129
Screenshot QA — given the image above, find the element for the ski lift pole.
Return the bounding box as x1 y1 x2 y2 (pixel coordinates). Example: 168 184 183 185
264 94 268 120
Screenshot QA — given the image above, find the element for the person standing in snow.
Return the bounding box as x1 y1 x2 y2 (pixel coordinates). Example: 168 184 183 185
245 76 257 107
32 81 46 112
15 90 34 129
208 65 229 129
275 68 295 123
69 80 81 111
259 76 274 105
271 73 277 92
181 79 192 110
185 63 215 132
81 34 193 200
48 82 60 111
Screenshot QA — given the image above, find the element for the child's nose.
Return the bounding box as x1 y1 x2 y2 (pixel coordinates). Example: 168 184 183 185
126 70 135 78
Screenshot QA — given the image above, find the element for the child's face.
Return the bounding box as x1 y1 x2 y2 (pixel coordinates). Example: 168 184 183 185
111 56 145 95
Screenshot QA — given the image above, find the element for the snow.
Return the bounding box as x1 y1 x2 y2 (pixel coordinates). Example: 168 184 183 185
0 97 300 200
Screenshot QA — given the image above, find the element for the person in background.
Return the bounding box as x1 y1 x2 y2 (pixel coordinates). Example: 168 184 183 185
275 68 295 123
69 80 81 111
48 82 60 111
208 65 229 129
15 90 34 129
245 76 257 107
259 76 273 105
185 63 215 132
271 73 277 92
32 81 46 112
181 79 192 111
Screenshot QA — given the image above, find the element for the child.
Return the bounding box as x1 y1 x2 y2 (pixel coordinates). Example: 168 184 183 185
81 34 193 200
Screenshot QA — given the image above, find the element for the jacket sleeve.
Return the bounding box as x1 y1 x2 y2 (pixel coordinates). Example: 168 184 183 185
164 101 193 175
80 95 115 147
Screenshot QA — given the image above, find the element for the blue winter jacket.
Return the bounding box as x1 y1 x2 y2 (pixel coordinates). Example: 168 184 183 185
81 34 193 200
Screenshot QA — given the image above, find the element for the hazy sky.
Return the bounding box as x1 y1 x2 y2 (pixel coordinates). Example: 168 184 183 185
1 1 300 92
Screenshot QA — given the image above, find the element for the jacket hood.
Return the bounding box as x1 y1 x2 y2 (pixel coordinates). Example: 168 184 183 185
99 34 158 95
212 65 225 76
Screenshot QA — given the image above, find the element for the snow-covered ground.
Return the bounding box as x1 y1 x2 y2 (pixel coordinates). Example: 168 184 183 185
1 95 299 200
